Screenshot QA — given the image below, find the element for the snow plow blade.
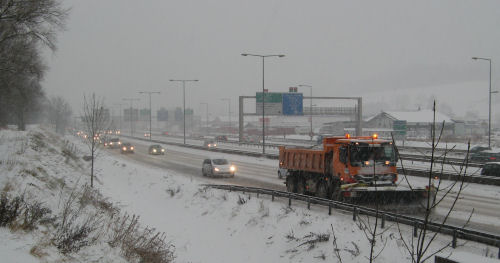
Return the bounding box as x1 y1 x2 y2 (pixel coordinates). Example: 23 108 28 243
342 186 435 213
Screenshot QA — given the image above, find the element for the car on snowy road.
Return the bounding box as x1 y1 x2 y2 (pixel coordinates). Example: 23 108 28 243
107 138 122 149
121 143 134 154
203 139 217 149
481 162 500 177
202 158 236 177
148 144 165 155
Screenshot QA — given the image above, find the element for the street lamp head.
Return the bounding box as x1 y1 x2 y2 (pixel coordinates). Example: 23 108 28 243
472 57 478 60
241 53 248 56
278 55 285 57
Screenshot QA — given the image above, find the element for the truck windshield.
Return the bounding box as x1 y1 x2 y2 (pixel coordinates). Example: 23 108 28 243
349 142 396 167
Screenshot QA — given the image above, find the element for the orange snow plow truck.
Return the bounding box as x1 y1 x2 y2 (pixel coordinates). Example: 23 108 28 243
279 134 434 211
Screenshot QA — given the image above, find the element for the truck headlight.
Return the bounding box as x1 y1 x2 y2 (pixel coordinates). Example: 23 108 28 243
214 167 220 172
153 149 156 152
230 166 236 172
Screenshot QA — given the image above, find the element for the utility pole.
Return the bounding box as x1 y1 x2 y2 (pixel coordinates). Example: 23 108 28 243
221 98 231 135
472 57 497 148
169 79 198 144
123 98 140 137
298 84 313 140
139 91 161 141
241 53 285 154
114 103 123 133
201 102 209 136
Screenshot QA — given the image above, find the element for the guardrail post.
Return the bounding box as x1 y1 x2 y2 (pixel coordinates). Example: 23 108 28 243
353 207 357 221
272 192 275 202
381 213 386 229
229 186 232 192
413 222 418 237
257 192 259 198
307 198 311 210
497 246 499 259
288 194 292 207
452 230 457 248
328 202 332 215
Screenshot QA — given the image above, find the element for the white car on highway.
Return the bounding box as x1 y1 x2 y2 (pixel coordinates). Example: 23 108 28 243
202 158 236 177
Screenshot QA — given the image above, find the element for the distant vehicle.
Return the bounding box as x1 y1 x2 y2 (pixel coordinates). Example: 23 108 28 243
107 138 122 149
148 144 165 155
202 158 236 177
215 135 228 142
481 162 500 176
203 139 217 148
470 146 490 153
470 150 500 162
121 143 134 153
163 131 169 136
144 133 151 137
243 135 260 143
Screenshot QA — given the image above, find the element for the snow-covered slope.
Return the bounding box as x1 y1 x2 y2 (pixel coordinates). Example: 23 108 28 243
0 127 498 262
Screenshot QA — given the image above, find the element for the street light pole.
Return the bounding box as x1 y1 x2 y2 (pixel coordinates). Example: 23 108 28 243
298 84 313 140
114 103 123 132
472 57 496 149
221 98 231 135
200 102 208 136
139 91 160 141
241 53 285 155
170 79 198 144
123 98 140 137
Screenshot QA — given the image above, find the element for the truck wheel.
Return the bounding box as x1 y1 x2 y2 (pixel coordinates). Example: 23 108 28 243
316 181 328 199
286 176 297 193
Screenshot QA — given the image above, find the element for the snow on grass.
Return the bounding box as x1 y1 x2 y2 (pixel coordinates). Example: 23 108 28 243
86 136 499 262
1 127 498 262
0 127 172 262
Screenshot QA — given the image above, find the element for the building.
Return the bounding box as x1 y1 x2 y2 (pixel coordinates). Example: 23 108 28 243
365 110 456 139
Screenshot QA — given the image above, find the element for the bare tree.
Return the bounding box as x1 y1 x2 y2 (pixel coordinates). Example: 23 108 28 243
0 38 46 129
395 101 472 263
0 0 67 128
82 93 109 188
46 96 72 134
0 0 68 51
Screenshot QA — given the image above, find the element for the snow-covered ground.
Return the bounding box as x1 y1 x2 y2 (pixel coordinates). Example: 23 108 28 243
1 127 499 262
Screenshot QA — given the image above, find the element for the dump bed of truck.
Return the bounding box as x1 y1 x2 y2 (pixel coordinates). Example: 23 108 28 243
279 147 327 174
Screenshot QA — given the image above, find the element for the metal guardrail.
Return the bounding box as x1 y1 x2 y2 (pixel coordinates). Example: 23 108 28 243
123 134 500 186
205 184 500 257
121 134 500 254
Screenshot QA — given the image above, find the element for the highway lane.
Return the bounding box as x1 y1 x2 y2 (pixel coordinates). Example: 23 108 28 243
107 138 500 235
107 142 286 191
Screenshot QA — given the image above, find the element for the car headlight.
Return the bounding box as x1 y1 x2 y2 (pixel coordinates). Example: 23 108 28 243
214 167 220 172
153 149 157 152
214 144 217 147
161 149 165 152
230 165 236 172
131 147 134 150
122 147 126 151
118 142 121 145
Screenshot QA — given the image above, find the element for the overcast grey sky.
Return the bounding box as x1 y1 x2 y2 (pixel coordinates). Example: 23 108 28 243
42 0 500 119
